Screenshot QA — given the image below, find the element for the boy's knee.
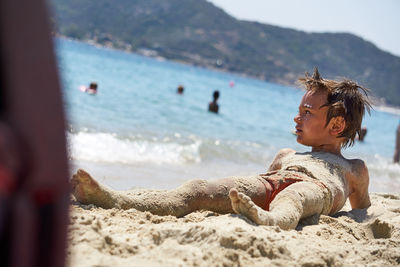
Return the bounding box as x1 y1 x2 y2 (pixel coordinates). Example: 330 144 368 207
181 179 208 193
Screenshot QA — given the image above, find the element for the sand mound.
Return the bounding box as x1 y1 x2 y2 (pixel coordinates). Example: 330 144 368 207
67 193 400 266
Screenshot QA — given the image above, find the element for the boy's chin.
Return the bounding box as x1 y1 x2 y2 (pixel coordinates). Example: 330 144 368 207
296 137 310 147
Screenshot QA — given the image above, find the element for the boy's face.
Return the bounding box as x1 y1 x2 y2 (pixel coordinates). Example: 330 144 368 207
294 90 332 148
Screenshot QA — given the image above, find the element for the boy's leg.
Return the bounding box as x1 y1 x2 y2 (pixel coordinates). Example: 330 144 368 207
229 181 327 230
71 169 267 217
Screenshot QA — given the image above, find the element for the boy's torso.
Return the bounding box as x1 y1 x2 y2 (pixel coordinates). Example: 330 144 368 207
276 151 354 214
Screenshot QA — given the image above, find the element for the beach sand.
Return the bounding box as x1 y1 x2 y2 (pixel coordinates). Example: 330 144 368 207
67 192 400 266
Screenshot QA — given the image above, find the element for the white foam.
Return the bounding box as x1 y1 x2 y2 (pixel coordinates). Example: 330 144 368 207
366 154 400 179
67 132 201 165
373 104 400 116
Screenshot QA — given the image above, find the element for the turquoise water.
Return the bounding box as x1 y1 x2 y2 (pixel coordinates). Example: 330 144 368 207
56 38 400 193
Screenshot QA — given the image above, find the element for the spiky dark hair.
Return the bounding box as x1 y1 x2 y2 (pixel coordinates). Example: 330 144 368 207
298 67 372 148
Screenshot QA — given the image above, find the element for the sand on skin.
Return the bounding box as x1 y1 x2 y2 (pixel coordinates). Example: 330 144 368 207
67 193 400 266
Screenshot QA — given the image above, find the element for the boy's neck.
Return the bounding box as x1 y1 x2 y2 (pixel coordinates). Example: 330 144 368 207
311 144 342 156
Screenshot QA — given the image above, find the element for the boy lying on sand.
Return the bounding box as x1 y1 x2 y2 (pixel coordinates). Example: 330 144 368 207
71 68 372 230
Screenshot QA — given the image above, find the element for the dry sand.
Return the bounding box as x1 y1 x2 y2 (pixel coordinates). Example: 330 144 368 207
67 192 400 267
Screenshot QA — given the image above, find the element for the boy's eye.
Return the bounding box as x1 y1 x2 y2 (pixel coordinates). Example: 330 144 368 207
305 110 311 114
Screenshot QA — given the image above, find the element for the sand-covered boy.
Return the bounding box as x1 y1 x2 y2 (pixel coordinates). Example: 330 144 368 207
71 68 372 230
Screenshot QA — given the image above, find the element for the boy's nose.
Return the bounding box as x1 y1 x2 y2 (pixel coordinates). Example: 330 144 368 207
294 114 301 123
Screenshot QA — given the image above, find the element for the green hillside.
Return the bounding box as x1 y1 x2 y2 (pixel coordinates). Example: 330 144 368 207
49 0 400 107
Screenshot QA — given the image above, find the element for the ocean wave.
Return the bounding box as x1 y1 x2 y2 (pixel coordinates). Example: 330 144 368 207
67 131 399 192
67 131 273 165
373 104 400 116
67 131 201 165
366 154 400 180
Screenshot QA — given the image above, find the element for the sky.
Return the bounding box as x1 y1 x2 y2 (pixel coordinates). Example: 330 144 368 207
208 0 400 57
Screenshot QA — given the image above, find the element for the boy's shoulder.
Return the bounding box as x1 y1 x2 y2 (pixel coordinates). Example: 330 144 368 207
330 154 369 179
276 148 296 157
345 157 368 176
268 148 295 171
295 151 367 176
317 153 368 175
275 148 296 162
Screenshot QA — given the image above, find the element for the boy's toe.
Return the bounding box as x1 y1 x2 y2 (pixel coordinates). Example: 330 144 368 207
229 188 239 198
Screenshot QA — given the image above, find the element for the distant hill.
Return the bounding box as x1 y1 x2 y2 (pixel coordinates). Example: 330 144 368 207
49 0 400 107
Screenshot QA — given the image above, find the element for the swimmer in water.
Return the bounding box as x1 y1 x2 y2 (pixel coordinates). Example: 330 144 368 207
177 85 184 94
86 82 98 94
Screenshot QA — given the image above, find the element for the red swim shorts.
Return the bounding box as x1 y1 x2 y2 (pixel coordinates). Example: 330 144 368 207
259 171 306 211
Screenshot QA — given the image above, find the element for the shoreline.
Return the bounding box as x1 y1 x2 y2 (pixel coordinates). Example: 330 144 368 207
69 158 400 194
67 192 400 266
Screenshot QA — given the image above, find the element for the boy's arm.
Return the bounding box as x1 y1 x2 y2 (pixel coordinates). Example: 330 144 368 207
347 159 371 209
267 148 295 171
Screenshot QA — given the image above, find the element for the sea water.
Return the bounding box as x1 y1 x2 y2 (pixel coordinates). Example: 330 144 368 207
56 38 400 193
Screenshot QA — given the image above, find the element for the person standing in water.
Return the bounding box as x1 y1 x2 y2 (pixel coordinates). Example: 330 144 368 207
177 85 184 94
358 127 367 142
394 122 400 163
208 90 220 113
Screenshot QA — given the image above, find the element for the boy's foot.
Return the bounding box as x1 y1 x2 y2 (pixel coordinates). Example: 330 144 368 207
71 169 107 206
229 188 274 225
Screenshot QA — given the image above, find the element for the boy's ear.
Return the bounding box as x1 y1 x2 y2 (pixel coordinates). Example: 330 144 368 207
329 116 346 136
